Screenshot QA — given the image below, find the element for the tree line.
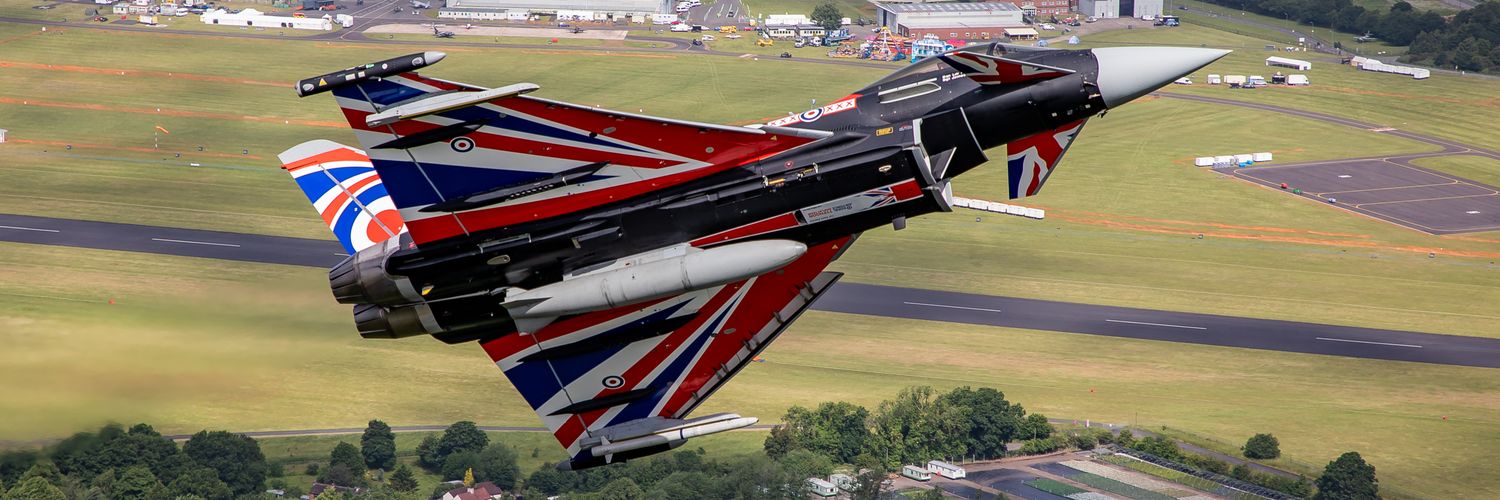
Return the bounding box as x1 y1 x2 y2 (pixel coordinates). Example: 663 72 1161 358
1197 0 1500 72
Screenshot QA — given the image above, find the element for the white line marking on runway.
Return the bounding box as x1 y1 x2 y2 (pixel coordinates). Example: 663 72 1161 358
0 225 60 233
1316 337 1422 348
150 238 241 248
1105 319 1207 330
903 302 1002 313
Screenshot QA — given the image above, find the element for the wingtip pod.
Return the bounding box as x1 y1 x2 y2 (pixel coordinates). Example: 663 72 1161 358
294 51 449 97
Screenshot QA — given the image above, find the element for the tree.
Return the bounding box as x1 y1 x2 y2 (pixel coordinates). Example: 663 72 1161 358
361 420 397 471
939 387 1023 459
851 469 885 500
645 471 710 500
810 2 843 33
111 465 161 500
319 464 361 488
596 477 645 500
99 427 183 479
328 442 366 480
867 386 970 470
1022 413 1052 440
775 449 834 479
438 422 489 460
1315 452 1378 500
388 465 418 493
472 444 521 489
1452 36 1494 71
0 449 40 486
525 464 577 496
17 462 60 487
4 476 65 500
440 451 481 482
416 435 443 472
1243 433 1281 459
1115 429 1135 448
167 466 231 500
181 431 266 496
762 424 797 460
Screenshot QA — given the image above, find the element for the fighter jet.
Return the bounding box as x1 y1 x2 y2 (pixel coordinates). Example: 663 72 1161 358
280 45 1225 470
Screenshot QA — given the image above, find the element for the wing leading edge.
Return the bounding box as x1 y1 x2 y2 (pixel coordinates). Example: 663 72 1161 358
320 65 822 246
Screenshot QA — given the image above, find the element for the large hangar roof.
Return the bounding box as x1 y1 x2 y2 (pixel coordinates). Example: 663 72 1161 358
449 0 666 13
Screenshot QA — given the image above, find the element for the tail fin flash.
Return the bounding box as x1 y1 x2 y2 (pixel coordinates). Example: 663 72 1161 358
278 140 406 254
1007 119 1087 199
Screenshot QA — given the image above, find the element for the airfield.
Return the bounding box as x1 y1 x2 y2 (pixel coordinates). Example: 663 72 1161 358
1 2 1499 497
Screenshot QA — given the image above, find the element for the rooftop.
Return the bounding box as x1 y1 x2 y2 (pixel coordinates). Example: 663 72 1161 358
873 1 1020 13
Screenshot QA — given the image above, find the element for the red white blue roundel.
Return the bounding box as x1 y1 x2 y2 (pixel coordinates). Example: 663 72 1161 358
450 137 475 153
799 107 825 122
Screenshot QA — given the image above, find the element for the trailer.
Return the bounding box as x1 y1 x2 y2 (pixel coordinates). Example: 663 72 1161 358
901 465 932 481
926 460 967 479
1223 75 1246 87
1206 74 1221 84
807 478 838 497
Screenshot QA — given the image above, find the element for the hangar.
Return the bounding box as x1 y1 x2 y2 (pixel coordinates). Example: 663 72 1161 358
871 1 1026 39
443 0 669 17
1078 0 1163 19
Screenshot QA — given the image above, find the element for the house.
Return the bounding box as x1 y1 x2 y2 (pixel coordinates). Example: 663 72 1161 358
442 481 505 500
112 2 129 14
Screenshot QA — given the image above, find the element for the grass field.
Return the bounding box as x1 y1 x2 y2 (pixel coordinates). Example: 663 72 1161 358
1025 477 1088 496
1411 155 1500 189
3 12 1500 499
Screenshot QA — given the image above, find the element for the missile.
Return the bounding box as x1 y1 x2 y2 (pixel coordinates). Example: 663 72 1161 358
295 51 446 98
503 239 807 328
586 413 758 459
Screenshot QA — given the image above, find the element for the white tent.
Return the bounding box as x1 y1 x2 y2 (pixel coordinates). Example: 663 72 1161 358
1265 56 1311 70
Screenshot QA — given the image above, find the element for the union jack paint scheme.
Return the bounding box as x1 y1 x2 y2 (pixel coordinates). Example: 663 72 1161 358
936 51 1074 86
280 45 1225 469
1006 119 1087 199
278 140 404 254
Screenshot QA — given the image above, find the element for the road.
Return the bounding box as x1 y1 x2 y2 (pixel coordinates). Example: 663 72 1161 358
4 213 1498 368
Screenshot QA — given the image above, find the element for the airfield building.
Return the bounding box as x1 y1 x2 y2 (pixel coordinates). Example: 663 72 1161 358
441 0 669 20
870 1 1026 39
201 8 334 30
1078 0 1161 19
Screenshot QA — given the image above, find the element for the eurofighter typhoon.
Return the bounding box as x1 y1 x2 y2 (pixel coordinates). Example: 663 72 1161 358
279 45 1226 470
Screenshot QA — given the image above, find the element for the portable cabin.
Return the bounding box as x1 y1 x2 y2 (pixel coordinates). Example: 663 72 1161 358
1194 157 1214 167
807 478 838 497
901 465 932 481
1287 74 1309 86
1233 154 1254 164
1252 152 1274 162
1206 74 1221 84
926 460 967 479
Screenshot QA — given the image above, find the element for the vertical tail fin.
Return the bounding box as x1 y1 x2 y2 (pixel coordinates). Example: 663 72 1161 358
277 140 406 254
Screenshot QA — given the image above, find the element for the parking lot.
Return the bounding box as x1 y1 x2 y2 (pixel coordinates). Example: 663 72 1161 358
1229 157 1500 234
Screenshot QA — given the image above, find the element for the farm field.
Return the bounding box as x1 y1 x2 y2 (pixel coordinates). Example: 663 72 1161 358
1 242 1497 496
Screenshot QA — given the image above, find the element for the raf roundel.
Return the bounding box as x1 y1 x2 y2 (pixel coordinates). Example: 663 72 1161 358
450 137 476 153
798 107 824 122
601 375 625 389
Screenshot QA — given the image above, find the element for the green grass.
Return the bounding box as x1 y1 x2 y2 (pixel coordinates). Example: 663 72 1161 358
1098 455 1226 494
741 0 874 19
1025 477 1088 496
1173 0 1411 56
1063 469 1178 500
1410 155 1500 189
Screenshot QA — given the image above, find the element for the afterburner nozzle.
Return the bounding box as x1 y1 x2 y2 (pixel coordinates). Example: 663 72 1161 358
1092 47 1230 108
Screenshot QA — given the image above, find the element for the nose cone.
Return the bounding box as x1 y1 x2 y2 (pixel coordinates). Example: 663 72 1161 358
1093 47 1230 108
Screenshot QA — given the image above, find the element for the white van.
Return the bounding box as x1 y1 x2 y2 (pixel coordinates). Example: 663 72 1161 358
670 23 691 31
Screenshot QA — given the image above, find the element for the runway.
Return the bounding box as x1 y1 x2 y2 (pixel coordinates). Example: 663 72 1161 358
4 213 1497 368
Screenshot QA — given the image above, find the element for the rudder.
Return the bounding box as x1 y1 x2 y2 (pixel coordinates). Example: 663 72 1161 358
278 139 406 254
